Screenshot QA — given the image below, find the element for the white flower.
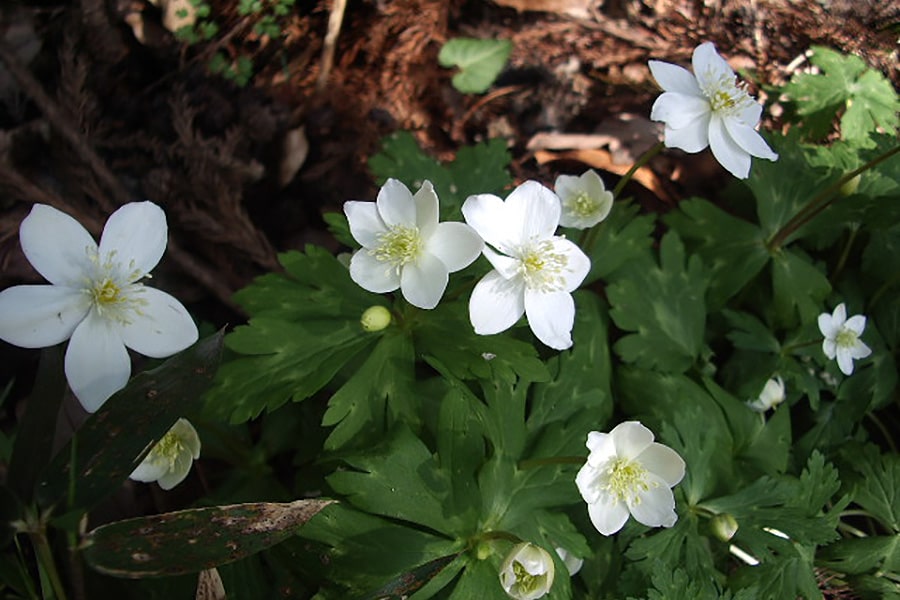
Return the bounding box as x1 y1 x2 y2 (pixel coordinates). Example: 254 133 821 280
554 547 583 576
344 179 484 310
130 418 201 490
575 421 685 536
747 376 785 412
817 303 872 375
554 169 613 229
0 203 199 412
499 542 554 600
648 42 778 179
462 181 591 350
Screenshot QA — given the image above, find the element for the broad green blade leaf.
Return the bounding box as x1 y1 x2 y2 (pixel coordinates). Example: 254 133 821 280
82 499 333 577
37 331 224 511
362 553 462 600
8 345 66 503
438 38 512 94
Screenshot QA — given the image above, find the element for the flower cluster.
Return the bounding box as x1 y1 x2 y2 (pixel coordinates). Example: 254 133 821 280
345 178 592 350
0 202 199 412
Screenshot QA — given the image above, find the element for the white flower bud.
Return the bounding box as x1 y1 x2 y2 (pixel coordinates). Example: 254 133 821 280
499 543 555 600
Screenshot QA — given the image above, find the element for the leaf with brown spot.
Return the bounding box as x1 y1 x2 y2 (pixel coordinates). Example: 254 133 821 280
36 330 225 512
82 499 335 578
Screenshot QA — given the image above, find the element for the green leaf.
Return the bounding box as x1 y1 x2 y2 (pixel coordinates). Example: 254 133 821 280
625 516 716 582
664 197 770 309
323 211 356 248
327 427 457 536
82 499 333 577
362 553 463 600
819 535 900 575
438 38 512 94
368 132 512 218
38 331 224 511
608 231 708 373
782 46 900 145
841 444 900 532
8 346 66 504
722 309 781 353
770 247 831 327
582 201 656 283
322 331 416 451
436 388 485 523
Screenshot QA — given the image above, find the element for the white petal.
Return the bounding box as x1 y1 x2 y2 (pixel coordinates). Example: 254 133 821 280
553 174 580 200
850 340 872 360
548 237 591 292
817 312 838 339
663 112 711 153
425 222 483 272
648 60 703 95
413 180 439 238
462 193 517 252
831 303 847 327
65 312 131 412
504 181 561 242
19 204 97 287
99 202 168 280
610 421 654 460
723 119 778 161
399 253 449 309
587 495 630 535
129 456 168 483
575 463 602 503
836 348 855 375
483 246 521 279
844 315 867 336
174 418 202 459
822 338 837 360
157 452 194 490
469 270 525 335
638 443 686 486
0 285 90 347
650 92 711 130
349 250 400 293
119 287 198 358
708 115 751 178
344 201 386 248
524 289 575 350
376 179 416 227
629 475 678 528
692 42 734 89
739 101 763 127
585 430 611 453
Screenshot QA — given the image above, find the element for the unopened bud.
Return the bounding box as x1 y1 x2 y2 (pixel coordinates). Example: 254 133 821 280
360 306 392 332
839 174 861 196
711 513 739 542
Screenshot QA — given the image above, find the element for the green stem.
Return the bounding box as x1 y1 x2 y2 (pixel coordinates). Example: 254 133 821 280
517 456 585 470
580 141 665 254
836 521 868 538
29 531 68 600
767 144 900 251
865 412 898 454
830 225 859 285
780 338 821 356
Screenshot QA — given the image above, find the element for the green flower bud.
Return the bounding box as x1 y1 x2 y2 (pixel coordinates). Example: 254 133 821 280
360 306 392 332
839 174 861 196
711 513 739 542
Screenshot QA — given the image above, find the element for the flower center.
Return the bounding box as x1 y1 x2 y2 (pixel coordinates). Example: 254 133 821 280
518 239 568 292
835 328 859 349
372 225 423 270
83 248 148 324
700 71 755 117
565 192 600 218
150 430 188 471
512 561 543 594
603 457 650 504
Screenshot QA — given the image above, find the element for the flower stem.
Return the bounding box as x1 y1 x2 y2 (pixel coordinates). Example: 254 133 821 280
830 224 859 285
580 141 665 254
767 143 900 251
29 530 68 600
517 456 585 470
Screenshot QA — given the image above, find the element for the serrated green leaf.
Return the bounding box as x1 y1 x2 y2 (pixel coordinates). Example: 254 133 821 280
328 427 457 536
664 197 770 309
819 535 900 575
323 211 356 248
322 330 415 451
608 232 708 373
436 388 484 523
842 445 900 532
722 309 781 353
83 499 333 577
770 247 831 327
782 46 900 145
38 332 224 511
438 38 512 94
624 516 716 582
582 201 655 283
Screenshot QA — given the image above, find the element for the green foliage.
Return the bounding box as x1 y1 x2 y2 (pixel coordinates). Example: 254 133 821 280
607 232 708 373
367 131 513 219
782 46 900 146
438 38 512 94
